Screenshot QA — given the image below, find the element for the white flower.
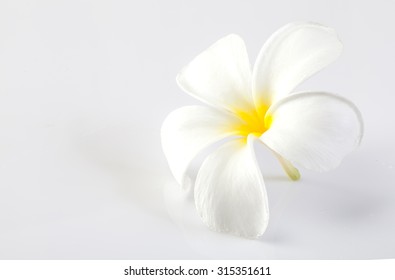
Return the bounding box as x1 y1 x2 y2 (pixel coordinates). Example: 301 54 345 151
161 22 363 238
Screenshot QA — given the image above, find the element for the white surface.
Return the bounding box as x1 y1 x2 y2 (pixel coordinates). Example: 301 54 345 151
0 0 394 259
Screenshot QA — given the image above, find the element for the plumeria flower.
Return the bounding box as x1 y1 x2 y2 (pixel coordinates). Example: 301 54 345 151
162 22 363 238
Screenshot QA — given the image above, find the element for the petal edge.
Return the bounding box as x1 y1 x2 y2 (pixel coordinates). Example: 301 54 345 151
195 135 269 238
253 22 343 106
261 91 363 172
177 34 255 114
161 105 244 188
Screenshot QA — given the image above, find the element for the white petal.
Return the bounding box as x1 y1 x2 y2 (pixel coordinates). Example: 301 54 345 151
260 92 363 171
161 105 244 188
177 34 255 113
252 22 343 106
195 135 269 238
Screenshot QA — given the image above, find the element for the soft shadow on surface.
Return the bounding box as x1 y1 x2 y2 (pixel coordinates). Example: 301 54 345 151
163 181 282 259
258 225 293 245
72 120 169 218
264 175 293 183
318 183 390 224
163 181 206 233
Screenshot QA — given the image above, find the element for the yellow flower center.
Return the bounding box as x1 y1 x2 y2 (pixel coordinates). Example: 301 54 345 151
232 102 300 180
234 103 272 137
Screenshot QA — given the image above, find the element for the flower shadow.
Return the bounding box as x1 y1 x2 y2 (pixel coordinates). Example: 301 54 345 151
71 119 169 218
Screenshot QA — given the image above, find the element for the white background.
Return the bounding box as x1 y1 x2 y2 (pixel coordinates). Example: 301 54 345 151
0 0 394 259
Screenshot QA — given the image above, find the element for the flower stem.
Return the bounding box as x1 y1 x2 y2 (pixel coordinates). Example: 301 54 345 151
275 153 300 181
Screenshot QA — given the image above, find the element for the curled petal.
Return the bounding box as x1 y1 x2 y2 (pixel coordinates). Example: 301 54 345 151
177 34 255 113
161 105 244 188
252 22 343 106
260 91 363 172
195 135 269 238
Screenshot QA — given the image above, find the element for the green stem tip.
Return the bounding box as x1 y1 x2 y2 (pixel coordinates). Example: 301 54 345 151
275 153 301 181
